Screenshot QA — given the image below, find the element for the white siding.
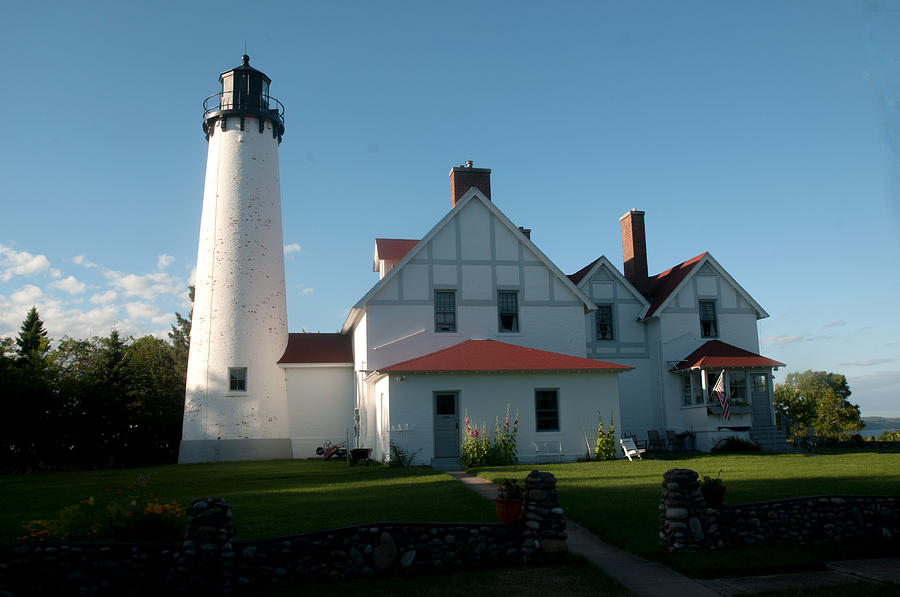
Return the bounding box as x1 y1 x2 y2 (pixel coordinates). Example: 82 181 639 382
381 371 621 464
285 365 354 458
363 197 590 369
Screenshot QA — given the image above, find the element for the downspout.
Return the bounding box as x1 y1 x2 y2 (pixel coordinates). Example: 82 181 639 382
657 340 667 429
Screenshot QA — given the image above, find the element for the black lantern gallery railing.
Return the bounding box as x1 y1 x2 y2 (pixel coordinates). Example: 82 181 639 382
202 92 285 140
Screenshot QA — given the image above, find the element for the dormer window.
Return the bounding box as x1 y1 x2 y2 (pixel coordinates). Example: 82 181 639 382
699 300 718 338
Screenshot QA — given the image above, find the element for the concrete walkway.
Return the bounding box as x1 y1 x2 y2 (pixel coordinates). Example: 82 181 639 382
445 470 720 597
445 469 900 596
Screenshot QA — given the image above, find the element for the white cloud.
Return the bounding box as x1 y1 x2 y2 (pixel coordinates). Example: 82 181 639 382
763 334 806 346
157 254 175 270
284 243 302 259
10 284 43 305
822 320 846 329
125 301 162 320
50 275 86 295
296 285 314 296
90 290 118 304
840 359 895 367
0 244 51 281
105 270 183 300
72 255 98 268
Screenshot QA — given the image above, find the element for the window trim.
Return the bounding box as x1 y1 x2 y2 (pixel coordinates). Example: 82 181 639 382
699 300 718 338
434 289 457 333
497 290 519 333
595 304 614 341
534 388 560 432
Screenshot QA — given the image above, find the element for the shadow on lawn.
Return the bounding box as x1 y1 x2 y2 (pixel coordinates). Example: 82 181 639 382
555 477 900 577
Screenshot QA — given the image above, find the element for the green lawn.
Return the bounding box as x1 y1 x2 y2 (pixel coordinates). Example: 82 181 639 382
0 459 495 544
472 452 900 576
261 557 630 597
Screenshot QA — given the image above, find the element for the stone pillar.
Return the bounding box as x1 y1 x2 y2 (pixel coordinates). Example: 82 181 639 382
659 469 720 553
181 497 236 593
521 471 567 560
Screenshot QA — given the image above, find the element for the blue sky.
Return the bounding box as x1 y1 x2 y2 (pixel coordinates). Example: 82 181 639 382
2 1 898 416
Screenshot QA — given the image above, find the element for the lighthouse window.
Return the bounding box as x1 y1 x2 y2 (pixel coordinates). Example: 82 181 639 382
229 367 247 392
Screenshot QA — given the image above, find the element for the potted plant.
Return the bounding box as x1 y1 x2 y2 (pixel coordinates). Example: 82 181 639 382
700 470 726 507
494 479 524 524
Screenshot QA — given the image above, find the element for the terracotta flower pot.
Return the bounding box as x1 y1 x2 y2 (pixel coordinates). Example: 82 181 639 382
701 485 726 508
494 498 523 524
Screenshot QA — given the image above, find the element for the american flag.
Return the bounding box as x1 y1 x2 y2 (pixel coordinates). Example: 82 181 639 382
712 370 730 420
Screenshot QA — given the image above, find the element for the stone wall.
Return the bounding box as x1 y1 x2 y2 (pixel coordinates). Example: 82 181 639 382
1 471 567 595
658 468 721 552
716 495 900 548
659 468 900 553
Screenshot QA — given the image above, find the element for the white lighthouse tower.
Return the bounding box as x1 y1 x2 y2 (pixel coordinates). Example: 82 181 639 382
179 56 292 463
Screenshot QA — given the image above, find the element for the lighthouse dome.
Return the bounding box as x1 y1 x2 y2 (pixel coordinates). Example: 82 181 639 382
202 54 285 140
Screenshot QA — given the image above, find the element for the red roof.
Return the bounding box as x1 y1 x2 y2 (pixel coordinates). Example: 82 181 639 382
278 333 353 364
373 238 419 270
379 339 632 373
567 257 602 286
568 253 707 318
644 252 706 317
673 340 785 370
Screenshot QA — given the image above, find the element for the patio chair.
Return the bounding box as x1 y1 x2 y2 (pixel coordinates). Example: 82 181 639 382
647 430 666 452
619 437 646 461
624 433 647 450
665 429 686 452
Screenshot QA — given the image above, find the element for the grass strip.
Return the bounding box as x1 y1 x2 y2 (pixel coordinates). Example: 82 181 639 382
0 460 495 543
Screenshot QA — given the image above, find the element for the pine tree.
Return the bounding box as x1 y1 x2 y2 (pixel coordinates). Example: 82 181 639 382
16 306 50 361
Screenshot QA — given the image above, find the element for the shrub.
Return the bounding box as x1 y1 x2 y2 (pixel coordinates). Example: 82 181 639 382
460 405 519 468
389 441 421 469
593 413 616 460
20 476 185 543
711 437 761 453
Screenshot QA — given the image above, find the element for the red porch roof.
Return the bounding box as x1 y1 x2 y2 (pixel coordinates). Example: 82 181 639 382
379 339 632 373
672 340 784 371
278 333 353 364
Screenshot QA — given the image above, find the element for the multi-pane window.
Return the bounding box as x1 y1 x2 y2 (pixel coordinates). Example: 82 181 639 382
435 290 456 333
681 375 692 406
707 369 724 404
682 371 705 406
229 367 247 392
751 374 768 394
729 371 747 401
498 291 519 333
699 300 718 337
596 305 614 340
535 389 560 431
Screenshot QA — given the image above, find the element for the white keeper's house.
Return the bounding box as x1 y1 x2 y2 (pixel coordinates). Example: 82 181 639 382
178 57 785 465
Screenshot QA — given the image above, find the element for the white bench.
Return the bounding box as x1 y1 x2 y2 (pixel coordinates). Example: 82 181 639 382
534 440 567 462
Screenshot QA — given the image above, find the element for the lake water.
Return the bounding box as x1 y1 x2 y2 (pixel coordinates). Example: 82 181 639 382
858 429 899 438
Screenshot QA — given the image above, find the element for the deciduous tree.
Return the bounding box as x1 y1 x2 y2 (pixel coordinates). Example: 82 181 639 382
775 370 863 437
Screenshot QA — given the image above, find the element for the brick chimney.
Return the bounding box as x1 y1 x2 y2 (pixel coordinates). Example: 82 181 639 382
450 160 491 207
620 209 649 295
